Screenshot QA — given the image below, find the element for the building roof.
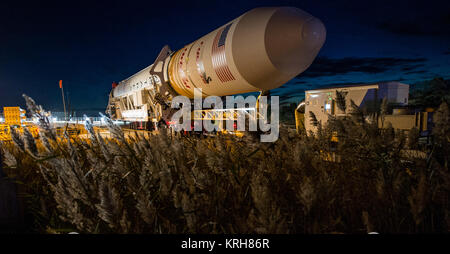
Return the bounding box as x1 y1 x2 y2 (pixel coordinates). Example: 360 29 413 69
305 81 409 93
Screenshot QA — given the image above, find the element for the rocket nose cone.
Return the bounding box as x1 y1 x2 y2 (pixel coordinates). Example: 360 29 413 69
264 7 326 76
302 17 326 49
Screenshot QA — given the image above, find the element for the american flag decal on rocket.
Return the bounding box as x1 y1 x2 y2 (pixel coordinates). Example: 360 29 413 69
212 23 235 83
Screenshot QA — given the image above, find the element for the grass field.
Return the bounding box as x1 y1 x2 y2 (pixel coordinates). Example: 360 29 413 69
0 95 449 233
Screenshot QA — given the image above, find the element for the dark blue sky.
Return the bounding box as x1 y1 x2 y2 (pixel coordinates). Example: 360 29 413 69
1 0 449 111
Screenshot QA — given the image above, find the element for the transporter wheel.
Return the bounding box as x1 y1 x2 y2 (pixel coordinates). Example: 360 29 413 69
157 119 168 129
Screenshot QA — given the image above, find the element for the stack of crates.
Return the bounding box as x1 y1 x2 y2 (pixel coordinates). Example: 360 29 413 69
3 107 26 126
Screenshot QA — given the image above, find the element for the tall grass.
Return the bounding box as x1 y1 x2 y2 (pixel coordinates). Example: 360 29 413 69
0 95 449 233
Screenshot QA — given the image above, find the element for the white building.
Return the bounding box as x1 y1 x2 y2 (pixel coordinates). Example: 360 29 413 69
304 82 409 132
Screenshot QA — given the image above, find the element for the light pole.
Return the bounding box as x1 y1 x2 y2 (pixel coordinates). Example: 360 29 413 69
59 80 67 121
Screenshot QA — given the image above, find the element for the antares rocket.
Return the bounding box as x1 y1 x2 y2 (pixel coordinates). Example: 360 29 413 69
107 7 326 128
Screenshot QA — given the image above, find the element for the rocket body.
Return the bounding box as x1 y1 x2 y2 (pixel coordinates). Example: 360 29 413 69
108 7 326 122
168 7 326 98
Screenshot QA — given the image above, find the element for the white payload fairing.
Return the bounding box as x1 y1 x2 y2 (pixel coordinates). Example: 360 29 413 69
107 7 326 127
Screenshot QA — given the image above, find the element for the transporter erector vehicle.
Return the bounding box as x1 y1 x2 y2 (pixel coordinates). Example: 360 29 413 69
106 7 326 130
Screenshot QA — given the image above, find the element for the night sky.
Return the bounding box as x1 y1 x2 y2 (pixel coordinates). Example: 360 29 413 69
1 0 449 112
